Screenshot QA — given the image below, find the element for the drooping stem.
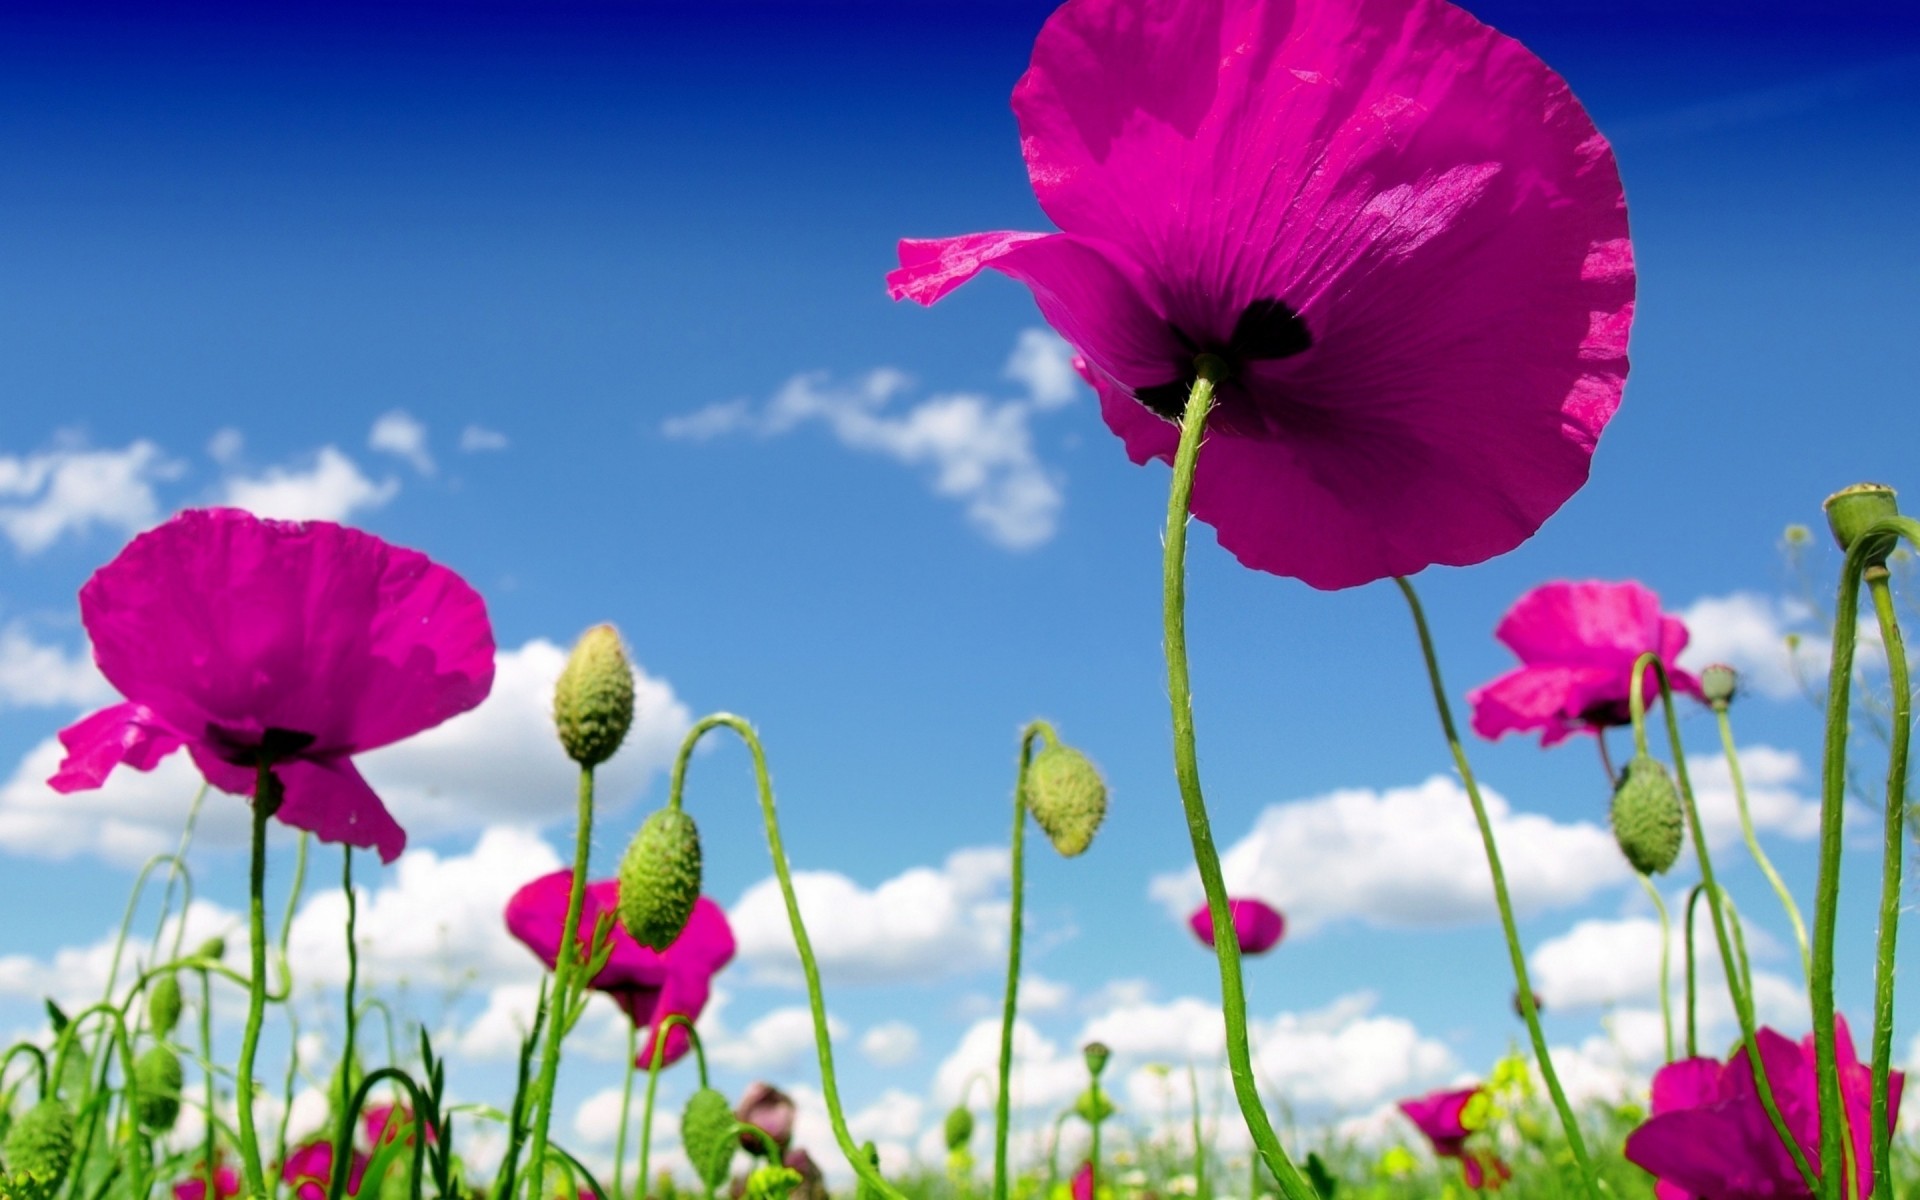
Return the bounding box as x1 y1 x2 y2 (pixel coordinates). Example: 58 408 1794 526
329 848 362 1200
614 1024 638 1200
1636 873 1673 1063
994 721 1054 1200
1712 706 1812 979
1865 569 1910 1200
1683 885 1705 1058
1633 652 1819 1195
1159 364 1318 1200
668 713 907 1200
636 1015 707 1196
235 766 276 1200
524 766 598 1198
1394 576 1598 1197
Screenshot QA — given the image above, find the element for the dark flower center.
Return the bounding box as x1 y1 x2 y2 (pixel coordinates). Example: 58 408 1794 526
1576 699 1634 729
205 724 318 766
1134 297 1312 420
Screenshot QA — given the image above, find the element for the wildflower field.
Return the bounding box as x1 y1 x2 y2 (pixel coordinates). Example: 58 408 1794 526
1 2 1916 1200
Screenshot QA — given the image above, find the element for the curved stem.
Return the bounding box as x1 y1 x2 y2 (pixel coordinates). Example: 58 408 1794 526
636 1014 706 1196
1683 885 1705 1059
524 766 598 1197
328 848 362 1200
1713 706 1812 979
149 783 210 967
1394 576 1598 1197
1159 368 1317 1200
0 1042 49 1098
615 1024 638 1200
994 721 1054 1200
331 1068 430 1200
235 767 274 1199
669 713 905 1200
1636 873 1673 1063
1636 652 1820 1194
1865 570 1909 1200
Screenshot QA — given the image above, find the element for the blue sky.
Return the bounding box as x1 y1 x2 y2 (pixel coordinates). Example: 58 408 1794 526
2 0 1918 1181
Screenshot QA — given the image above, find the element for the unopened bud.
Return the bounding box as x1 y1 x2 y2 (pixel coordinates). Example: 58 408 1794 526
1611 755 1685 876
681 1088 737 1193
943 1105 974 1152
553 624 636 768
148 973 182 1038
1699 665 1737 708
618 808 703 950
3 1099 75 1186
745 1165 805 1200
1024 742 1107 858
132 1046 184 1132
1823 484 1900 568
194 936 226 963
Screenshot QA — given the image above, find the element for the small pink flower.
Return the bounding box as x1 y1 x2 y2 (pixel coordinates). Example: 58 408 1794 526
504 870 735 1068
172 1163 240 1200
1071 1160 1094 1200
1187 898 1285 955
364 1102 437 1148
1398 1086 1506 1191
890 0 1632 590
48 508 494 863
1468 580 1703 748
1625 1017 1905 1200
282 1142 368 1200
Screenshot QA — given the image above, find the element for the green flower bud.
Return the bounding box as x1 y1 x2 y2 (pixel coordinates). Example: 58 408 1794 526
3 1100 75 1186
1823 483 1900 568
1699 665 1737 708
194 936 226 963
132 1045 184 1132
1082 1041 1110 1077
681 1088 737 1193
1611 754 1685 876
1023 742 1107 858
745 1165 805 1200
618 808 703 951
147 972 183 1038
553 624 636 768
1072 1087 1115 1125
943 1105 974 1152
854 1142 887 1200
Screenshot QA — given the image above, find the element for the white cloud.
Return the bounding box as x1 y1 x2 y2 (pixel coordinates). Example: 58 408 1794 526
706 1006 845 1073
932 1016 1084 1113
1021 974 1071 1014
860 1022 921 1067
0 625 109 709
732 847 1007 986
1687 744 1822 845
369 410 435 475
662 330 1073 551
0 897 242 1008
1003 330 1079 411
356 637 693 838
1680 593 1831 701
207 428 245 465
459 425 509 453
0 735 253 865
0 440 182 553
221 446 398 522
1149 775 1628 932
1245 993 1456 1110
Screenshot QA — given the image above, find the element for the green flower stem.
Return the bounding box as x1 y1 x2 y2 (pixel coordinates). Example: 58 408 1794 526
1160 366 1318 1200
200 967 218 1200
333 1068 431 1200
1394 576 1598 1199
0 1042 49 1098
1636 873 1674 1063
1865 569 1910 1200
669 713 907 1200
1047 1110 1069 1191
235 765 276 1200
1087 1071 1102 1200
496 979 550 1200
1186 1061 1207 1200
525 766 598 1198
1631 652 1820 1195
150 783 210 965
614 1024 638 1200
636 1014 707 1196
994 720 1056 1200
1712 705 1811 979
329 848 362 1200
1683 885 1705 1058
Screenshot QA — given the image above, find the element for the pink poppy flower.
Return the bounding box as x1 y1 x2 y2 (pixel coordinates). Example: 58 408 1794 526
1467 580 1703 748
1187 898 1285 955
47 508 494 863
282 1142 368 1200
1071 1160 1094 1200
504 870 735 1068
1624 1017 1905 1200
1398 1085 1508 1191
364 1102 437 1148
172 1163 240 1200
888 0 1632 590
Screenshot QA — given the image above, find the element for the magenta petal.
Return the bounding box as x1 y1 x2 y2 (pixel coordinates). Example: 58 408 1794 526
1497 581 1669 667
269 758 406 864
1466 665 1610 747
1649 1058 1728 1117
48 703 187 792
1187 898 1285 955
1625 1109 1765 1199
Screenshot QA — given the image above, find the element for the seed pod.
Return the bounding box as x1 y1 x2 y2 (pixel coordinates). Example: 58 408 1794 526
1699 665 1737 708
1823 483 1900 567
681 1087 737 1193
148 972 183 1038
132 1046 185 1132
1611 754 1685 876
554 624 637 768
618 808 703 950
3 1099 75 1186
943 1105 974 1152
1023 742 1107 858
1081 1041 1110 1077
